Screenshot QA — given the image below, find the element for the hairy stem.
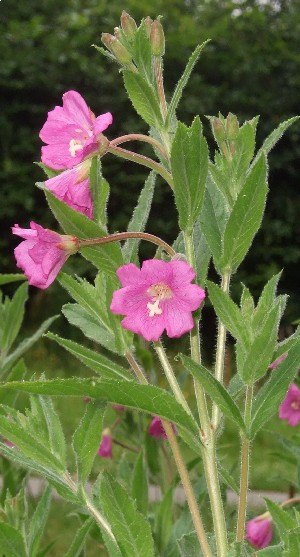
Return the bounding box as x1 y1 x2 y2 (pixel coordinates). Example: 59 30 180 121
107 145 174 189
212 271 231 430
126 350 212 557
155 57 168 119
79 231 176 258
110 133 169 160
236 384 254 542
184 230 228 557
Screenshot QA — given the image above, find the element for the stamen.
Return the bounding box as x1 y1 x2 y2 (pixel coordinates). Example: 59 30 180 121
146 282 172 317
69 139 83 157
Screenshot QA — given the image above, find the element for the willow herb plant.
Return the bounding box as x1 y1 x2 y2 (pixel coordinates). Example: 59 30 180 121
1 12 300 557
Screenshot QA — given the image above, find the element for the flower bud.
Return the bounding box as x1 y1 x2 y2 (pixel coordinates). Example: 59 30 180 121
57 235 80 254
121 11 137 42
211 117 226 142
150 19 165 57
226 112 239 141
144 16 153 38
101 33 132 65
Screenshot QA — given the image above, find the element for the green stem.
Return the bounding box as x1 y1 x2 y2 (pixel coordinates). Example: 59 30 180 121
126 350 212 557
184 229 228 557
155 57 168 119
212 271 231 430
107 145 174 189
236 384 253 542
109 133 169 160
79 231 176 258
154 340 194 418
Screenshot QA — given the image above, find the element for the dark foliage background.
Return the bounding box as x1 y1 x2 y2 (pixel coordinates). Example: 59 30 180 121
1 0 299 324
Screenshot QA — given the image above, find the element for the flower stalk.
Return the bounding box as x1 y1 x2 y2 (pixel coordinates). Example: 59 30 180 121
236 384 254 542
79 231 176 257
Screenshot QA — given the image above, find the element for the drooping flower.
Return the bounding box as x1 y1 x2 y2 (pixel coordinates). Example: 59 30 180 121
245 515 273 549
110 259 205 342
149 416 177 439
269 352 288 370
98 429 113 458
40 90 113 170
44 159 93 218
279 383 300 426
12 222 79 289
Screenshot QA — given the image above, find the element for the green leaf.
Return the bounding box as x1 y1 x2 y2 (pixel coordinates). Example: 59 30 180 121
37 395 66 466
0 522 27 557
0 377 201 451
1 282 28 355
272 326 300 363
256 545 283 556
105 279 133 355
253 116 300 167
240 285 255 323
250 341 300 437
58 272 111 330
123 70 164 128
132 449 148 515
45 190 123 275
239 304 281 384
0 441 78 503
73 401 104 485
180 354 245 431
218 462 239 494
230 119 258 195
28 484 52 557
46 333 133 381
283 526 300 555
220 154 268 272
1 315 59 376
206 281 249 347
100 473 155 557
172 217 211 286
200 175 229 268
166 42 209 128
252 272 282 332
171 117 209 231
122 171 156 263
0 358 27 406
62 303 118 354
90 157 110 229
0 274 27 286
155 488 173 552
265 498 297 538
64 517 94 557
132 23 153 84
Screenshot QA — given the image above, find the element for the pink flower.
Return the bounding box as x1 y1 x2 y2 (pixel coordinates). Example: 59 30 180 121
44 160 93 218
113 405 125 412
269 352 288 369
12 222 79 289
110 259 205 342
246 515 273 549
279 383 300 426
40 90 112 170
98 429 112 458
149 416 177 439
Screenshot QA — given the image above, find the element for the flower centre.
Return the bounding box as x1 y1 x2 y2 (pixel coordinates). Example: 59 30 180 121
146 282 172 317
291 398 300 411
69 138 84 157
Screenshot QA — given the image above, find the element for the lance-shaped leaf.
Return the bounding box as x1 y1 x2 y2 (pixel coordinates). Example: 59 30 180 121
171 117 209 231
132 449 148 515
45 190 123 275
265 498 297 538
200 175 229 269
180 354 245 432
28 484 52 557
132 22 153 84
100 473 155 557
206 280 250 347
1 315 59 376
256 546 283 556
0 377 201 451
73 401 105 485
0 274 26 286
283 527 300 556
62 303 118 354
1 282 28 356
251 341 300 437
220 154 268 273
252 116 300 168
90 156 110 229
0 522 27 557
46 333 133 381
123 71 164 128
63 517 94 557
123 171 156 263
252 272 282 332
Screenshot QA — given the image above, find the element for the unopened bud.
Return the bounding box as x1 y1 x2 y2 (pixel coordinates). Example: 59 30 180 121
121 11 137 42
144 16 153 38
211 117 226 142
101 33 132 65
226 112 239 141
150 19 165 57
114 26 122 40
57 235 80 254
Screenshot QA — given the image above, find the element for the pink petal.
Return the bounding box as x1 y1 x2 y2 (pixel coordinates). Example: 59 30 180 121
116 263 142 286
163 301 195 338
288 412 300 426
93 112 113 135
121 312 165 342
169 260 196 284
141 259 173 284
172 282 205 311
62 90 94 131
41 143 83 170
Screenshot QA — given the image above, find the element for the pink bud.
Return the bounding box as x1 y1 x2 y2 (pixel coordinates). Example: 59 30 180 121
245 515 272 549
98 429 113 458
149 416 177 439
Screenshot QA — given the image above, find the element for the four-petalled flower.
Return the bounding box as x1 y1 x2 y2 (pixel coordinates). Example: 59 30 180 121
110 259 205 341
279 383 300 426
40 90 112 170
12 222 79 289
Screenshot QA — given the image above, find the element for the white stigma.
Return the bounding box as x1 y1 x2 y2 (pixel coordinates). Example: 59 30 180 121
146 282 172 318
69 138 83 157
147 299 163 317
